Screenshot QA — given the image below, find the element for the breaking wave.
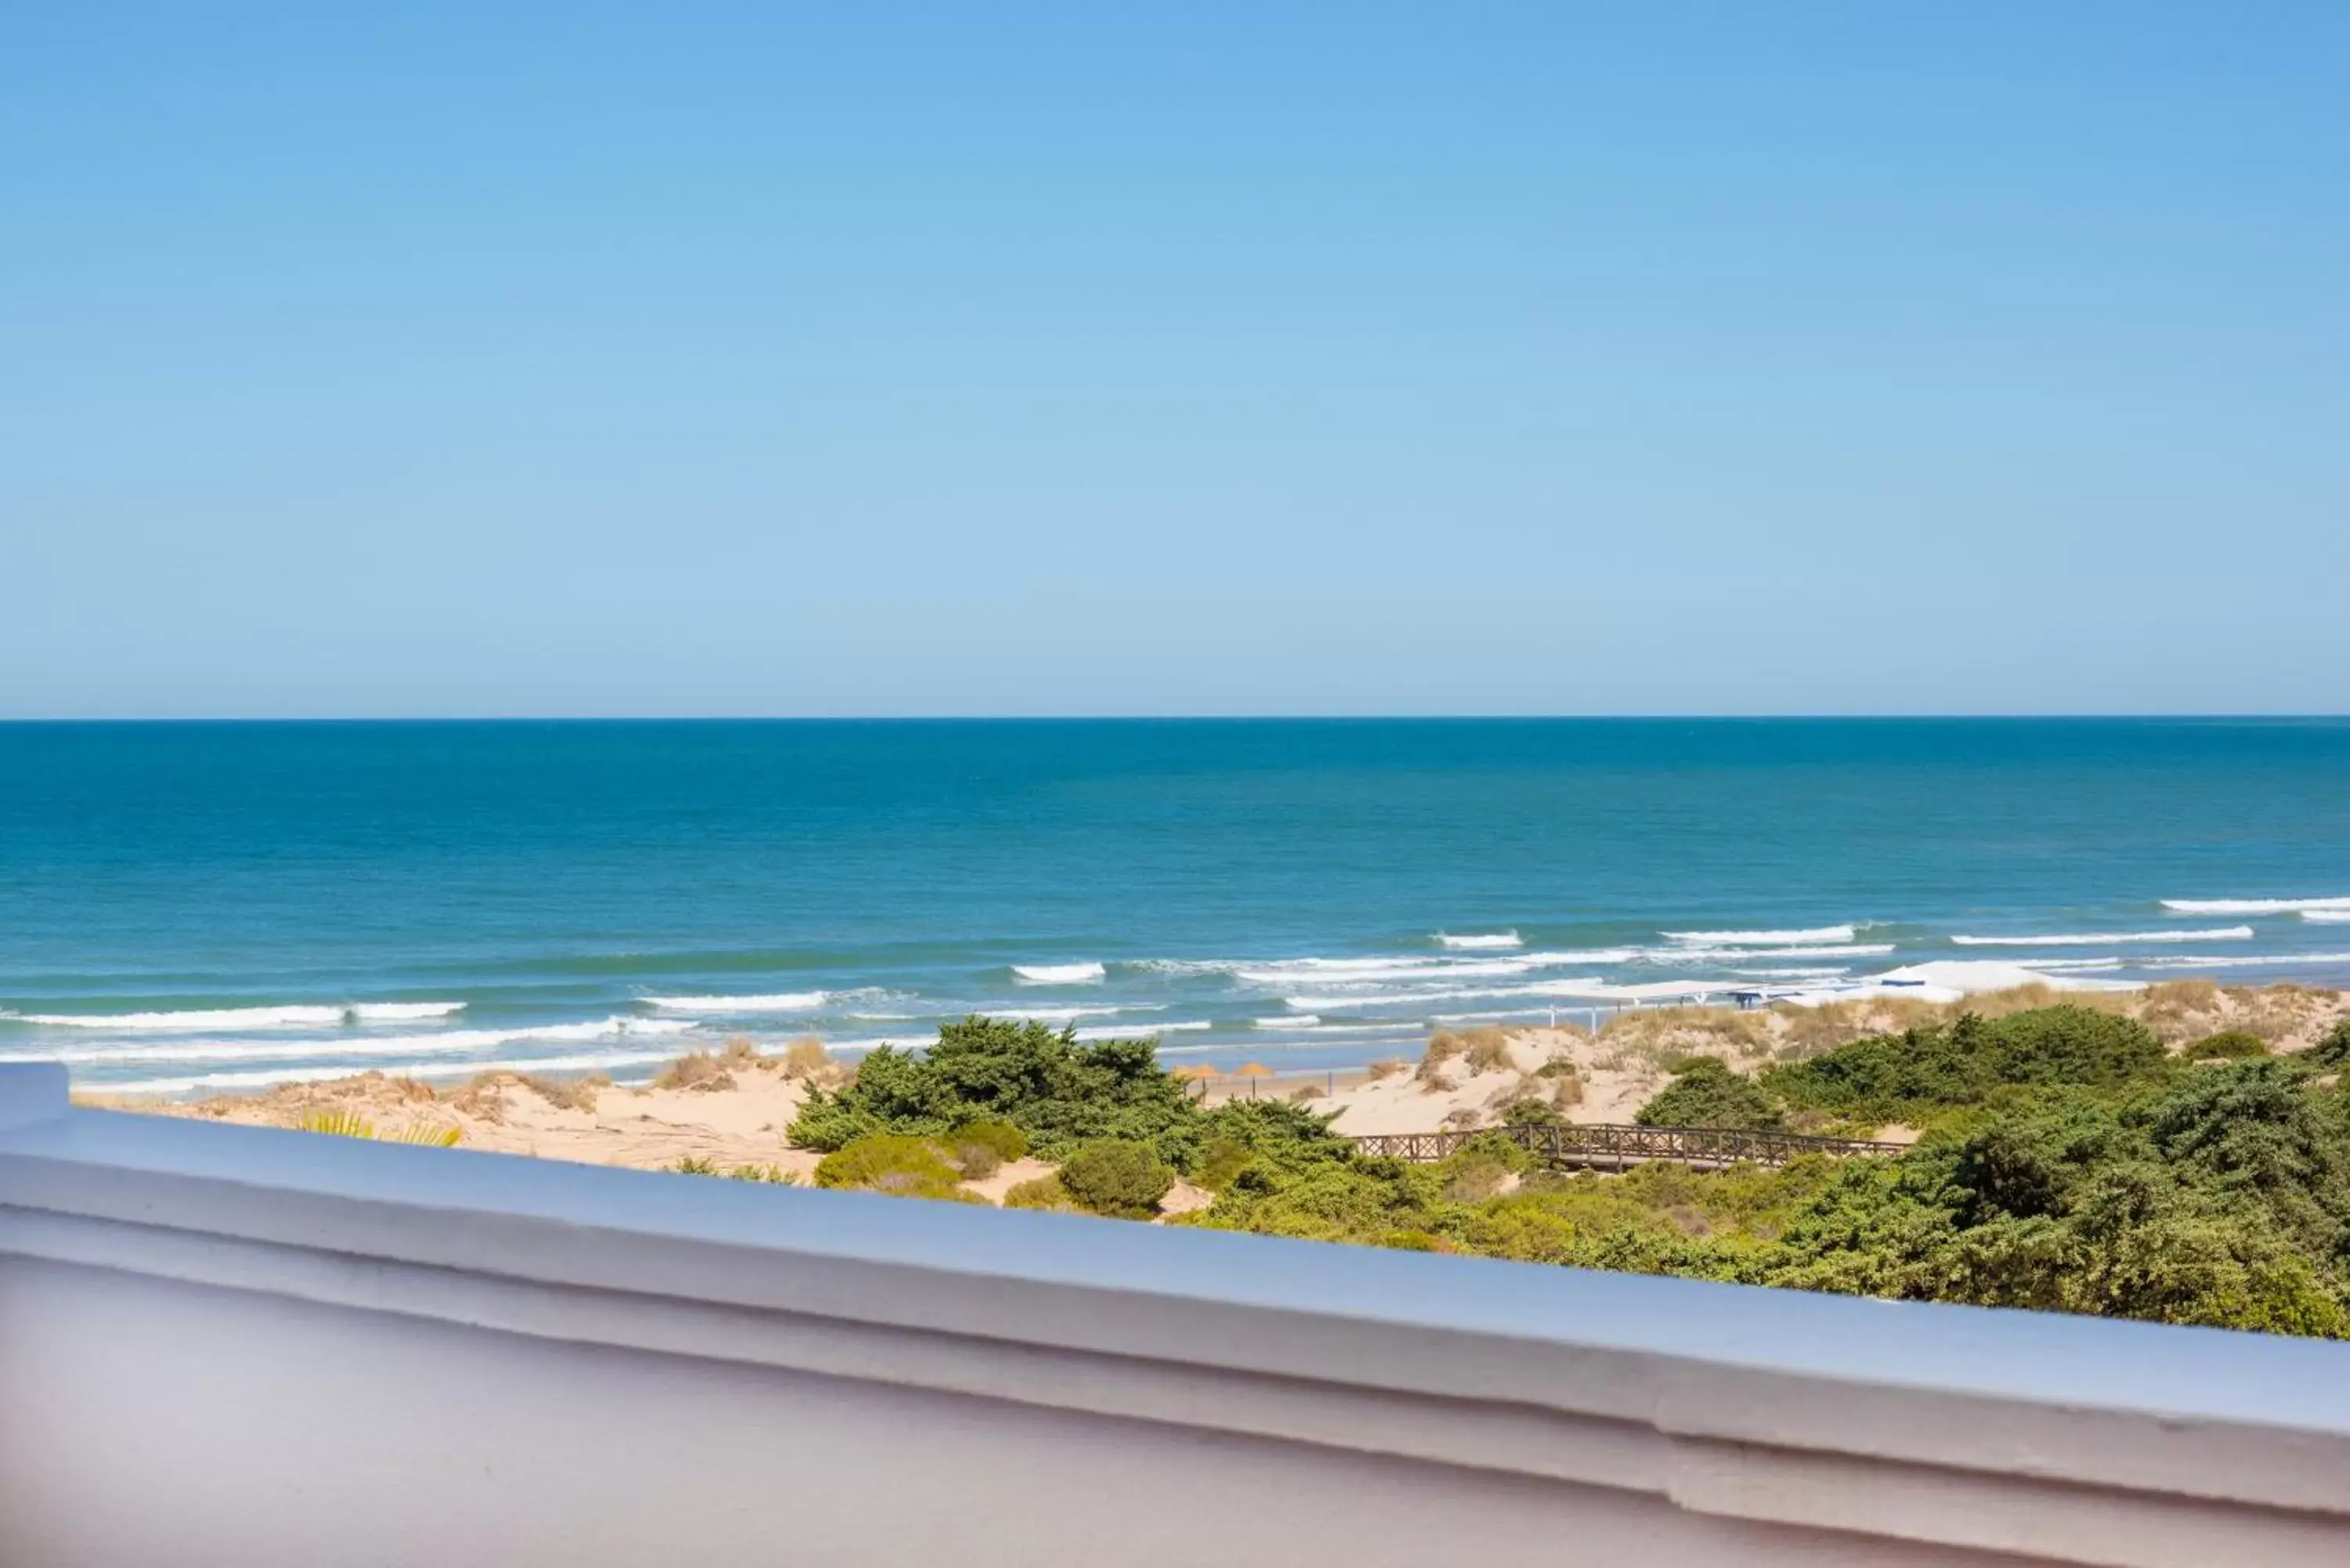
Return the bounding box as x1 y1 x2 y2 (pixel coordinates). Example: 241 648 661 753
1662 926 1857 945
1645 943 1895 963
642 991 831 1012
2138 952 2350 970
2161 897 2350 916
6 1002 466 1031
1434 931 1521 949
1011 962 1106 985
94 1048 688 1098
1951 927 2254 947
988 1005 1130 1024
1072 1020 1210 1040
42 1016 693 1066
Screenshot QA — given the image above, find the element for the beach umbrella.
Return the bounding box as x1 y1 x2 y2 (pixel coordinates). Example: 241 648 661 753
1235 1062 1273 1098
1172 1063 1219 1097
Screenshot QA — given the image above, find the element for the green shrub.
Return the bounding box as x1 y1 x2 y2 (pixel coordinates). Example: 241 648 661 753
1766 1007 2165 1126
1985 1006 2166 1087
1057 1139 1175 1219
1502 1095 1564 1129
1003 1173 1079 1212
787 1017 1200 1167
2307 1020 2350 1069
1636 1057 1786 1129
1188 1098 1353 1191
940 1118 1029 1178
1440 1151 1517 1203
1194 1136 1253 1191
812 1134 966 1200
2185 1030 2269 1061
1434 1131 1534 1203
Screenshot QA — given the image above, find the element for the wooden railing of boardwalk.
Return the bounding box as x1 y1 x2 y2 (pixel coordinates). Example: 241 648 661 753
1349 1122 1905 1171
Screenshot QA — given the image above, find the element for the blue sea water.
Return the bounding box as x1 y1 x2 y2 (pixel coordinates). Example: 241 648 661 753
3 719 2348 1096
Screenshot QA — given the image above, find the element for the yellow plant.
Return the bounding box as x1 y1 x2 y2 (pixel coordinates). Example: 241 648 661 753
295 1107 461 1147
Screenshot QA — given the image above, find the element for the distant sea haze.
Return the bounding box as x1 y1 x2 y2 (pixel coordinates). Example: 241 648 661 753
3 718 2348 1096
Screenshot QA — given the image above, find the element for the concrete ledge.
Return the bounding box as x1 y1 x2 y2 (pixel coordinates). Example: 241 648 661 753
3 1073 2348 1566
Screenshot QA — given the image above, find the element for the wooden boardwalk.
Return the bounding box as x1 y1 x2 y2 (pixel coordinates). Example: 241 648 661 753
1349 1122 1905 1172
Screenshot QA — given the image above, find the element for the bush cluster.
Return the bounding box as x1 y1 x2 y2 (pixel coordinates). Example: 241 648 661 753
812 1134 972 1201
1762 1007 2166 1127
1057 1140 1176 1218
939 1118 1029 1179
1188 1006 2350 1339
1636 1057 1784 1130
789 1016 1198 1166
776 1004 2350 1339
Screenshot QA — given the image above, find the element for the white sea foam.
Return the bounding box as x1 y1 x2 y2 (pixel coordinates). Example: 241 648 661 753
1645 943 1895 963
1072 1020 1211 1040
2162 897 2350 916
1434 931 1521 949
1227 951 1642 988
1726 966 1852 980
38 1015 692 1066
1278 977 1615 1011
1951 927 2254 947
989 1006 1126 1024
89 1048 687 1098
1135 948 1637 981
1254 1015 1323 1029
1012 962 1106 985
2304 910 2350 925
513 1015 696 1042
1516 948 1648 966
2138 952 2350 970
8 1002 468 1031
1663 926 1857 946
1866 961 2138 995
1232 958 1534 985
1429 1008 1574 1022
642 991 829 1013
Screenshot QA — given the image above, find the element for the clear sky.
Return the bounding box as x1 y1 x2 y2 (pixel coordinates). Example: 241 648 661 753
5 3 2345 717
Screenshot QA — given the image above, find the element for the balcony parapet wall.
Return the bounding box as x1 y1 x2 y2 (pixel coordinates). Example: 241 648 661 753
2 1063 2345 1567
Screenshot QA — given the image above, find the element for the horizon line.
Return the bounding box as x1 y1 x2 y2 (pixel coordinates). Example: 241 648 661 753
5 713 2350 726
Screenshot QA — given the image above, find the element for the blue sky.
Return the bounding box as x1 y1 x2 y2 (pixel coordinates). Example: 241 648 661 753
5 3 2345 717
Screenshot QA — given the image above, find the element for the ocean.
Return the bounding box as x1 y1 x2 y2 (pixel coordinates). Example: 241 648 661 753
4 718 2348 1097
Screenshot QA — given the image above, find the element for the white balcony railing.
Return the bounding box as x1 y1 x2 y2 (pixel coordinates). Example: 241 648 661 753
2 1060 2346 1567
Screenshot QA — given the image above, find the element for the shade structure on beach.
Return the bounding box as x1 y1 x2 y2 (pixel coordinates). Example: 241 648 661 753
1171 1064 1220 1080
1234 1063 1273 1077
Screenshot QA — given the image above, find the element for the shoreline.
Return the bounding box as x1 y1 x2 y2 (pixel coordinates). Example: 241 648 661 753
97 979 2350 1193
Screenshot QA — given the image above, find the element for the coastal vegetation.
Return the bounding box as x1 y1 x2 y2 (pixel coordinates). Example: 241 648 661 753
161 982 2350 1339
295 1107 461 1147
789 1015 1201 1164
783 1006 2350 1338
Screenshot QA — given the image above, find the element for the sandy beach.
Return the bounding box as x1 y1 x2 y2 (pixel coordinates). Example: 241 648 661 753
103 980 2350 1205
